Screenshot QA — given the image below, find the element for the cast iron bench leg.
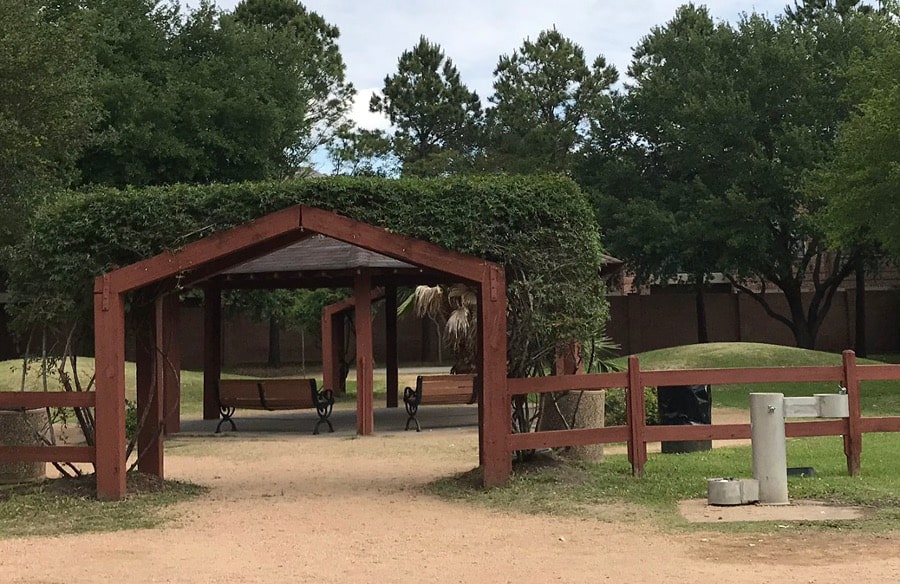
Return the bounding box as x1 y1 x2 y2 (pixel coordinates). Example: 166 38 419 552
216 406 237 433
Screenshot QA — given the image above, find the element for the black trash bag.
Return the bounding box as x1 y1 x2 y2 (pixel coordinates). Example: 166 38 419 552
656 384 712 453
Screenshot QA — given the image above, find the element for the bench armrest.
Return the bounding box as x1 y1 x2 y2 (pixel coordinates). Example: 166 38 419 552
403 386 422 409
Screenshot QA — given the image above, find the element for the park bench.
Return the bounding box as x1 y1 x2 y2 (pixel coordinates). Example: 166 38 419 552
216 378 334 435
403 374 478 432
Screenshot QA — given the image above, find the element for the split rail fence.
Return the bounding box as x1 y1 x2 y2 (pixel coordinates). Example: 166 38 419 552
507 350 900 477
0 391 96 464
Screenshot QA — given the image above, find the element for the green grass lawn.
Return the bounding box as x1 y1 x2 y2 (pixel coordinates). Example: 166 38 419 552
430 343 900 532
0 473 204 538
432 432 900 532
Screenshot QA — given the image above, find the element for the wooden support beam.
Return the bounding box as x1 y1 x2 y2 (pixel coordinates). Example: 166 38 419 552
107 206 303 293
93 278 127 501
0 446 95 464
299 206 485 282
136 309 163 479
626 355 647 477
842 350 862 476
0 392 95 409
159 294 181 434
354 271 375 436
321 312 341 394
385 285 399 408
480 264 511 487
203 286 222 420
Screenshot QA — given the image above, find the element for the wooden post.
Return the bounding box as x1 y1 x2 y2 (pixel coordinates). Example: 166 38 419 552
94 278 127 500
322 312 345 394
136 308 163 478
354 271 375 435
202 286 222 421
626 355 647 477
842 350 862 476
554 342 582 375
385 285 399 408
322 311 335 392
159 294 181 435
480 264 511 487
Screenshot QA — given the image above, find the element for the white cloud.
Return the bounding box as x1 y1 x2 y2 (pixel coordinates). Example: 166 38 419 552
350 88 391 131
293 0 788 97
189 0 791 125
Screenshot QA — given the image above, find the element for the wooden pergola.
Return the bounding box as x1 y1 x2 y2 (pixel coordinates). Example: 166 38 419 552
93 205 510 500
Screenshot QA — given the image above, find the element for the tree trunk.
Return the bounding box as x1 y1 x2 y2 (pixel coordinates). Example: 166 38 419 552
855 259 867 358
695 280 709 343
782 285 817 349
267 315 281 369
536 347 604 461
537 391 605 461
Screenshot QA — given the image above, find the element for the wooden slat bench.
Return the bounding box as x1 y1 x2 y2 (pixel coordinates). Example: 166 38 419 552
217 378 334 434
403 374 477 432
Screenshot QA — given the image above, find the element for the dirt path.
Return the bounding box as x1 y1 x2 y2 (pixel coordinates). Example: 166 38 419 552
2 426 900 583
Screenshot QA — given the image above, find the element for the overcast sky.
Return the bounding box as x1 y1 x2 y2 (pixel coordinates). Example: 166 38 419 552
188 1 792 129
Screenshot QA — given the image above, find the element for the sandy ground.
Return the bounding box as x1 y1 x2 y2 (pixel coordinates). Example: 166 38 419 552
3 410 900 583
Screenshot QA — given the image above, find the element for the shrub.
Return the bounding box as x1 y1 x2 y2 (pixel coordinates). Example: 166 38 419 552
9 175 609 376
604 387 659 427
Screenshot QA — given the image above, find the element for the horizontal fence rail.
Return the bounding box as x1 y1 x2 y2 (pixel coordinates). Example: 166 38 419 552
505 350 900 478
0 391 96 465
0 391 95 409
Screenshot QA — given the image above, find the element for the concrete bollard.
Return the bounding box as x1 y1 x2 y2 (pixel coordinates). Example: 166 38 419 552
750 393 789 505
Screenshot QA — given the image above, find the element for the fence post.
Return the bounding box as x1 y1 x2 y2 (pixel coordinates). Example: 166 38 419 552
842 350 862 476
626 355 647 477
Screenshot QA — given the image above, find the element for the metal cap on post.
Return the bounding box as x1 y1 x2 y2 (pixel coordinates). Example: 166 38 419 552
750 393 789 505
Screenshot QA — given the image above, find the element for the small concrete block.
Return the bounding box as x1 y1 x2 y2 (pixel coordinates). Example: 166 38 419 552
708 478 759 506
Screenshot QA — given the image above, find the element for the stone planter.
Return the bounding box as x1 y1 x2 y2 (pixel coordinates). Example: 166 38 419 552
0 409 49 484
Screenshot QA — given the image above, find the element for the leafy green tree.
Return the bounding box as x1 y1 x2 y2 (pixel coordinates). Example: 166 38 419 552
0 0 97 249
72 0 353 187
230 0 354 171
71 0 181 187
816 20 900 259
586 5 888 348
485 28 618 174
786 0 879 21
369 36 483 176
328 127 399 177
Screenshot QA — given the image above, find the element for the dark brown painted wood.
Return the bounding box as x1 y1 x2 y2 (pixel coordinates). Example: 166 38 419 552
354 271 375 436
385 285 399 408
859 417 900 433
640 366 843 387
159 294 181 434
507 372 629 395
136 309 163 478
626 355 647 477
508 426 630 451
480 264 511 487
202 286 222 421
842 350 862 475
93 283 126 501
0 446 95 463
645 424 752 442
109 206 304 293
321 288 384 394
785 419 847 437
321 311 338 393
0 392 94 408
856 364 900 381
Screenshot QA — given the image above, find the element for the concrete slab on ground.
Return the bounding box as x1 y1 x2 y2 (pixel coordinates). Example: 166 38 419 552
179 403 479 436
679 498 871 523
